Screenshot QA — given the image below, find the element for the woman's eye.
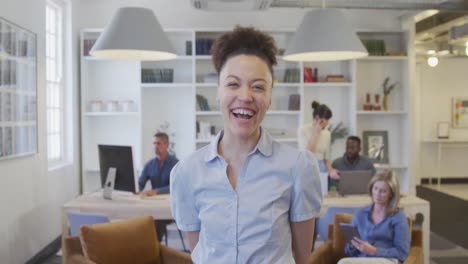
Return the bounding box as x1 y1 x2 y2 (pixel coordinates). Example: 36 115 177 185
253 85 265 91
227 83 238 87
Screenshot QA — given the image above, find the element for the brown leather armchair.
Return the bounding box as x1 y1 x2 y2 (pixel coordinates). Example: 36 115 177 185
308 213 423 264
63 216 192 264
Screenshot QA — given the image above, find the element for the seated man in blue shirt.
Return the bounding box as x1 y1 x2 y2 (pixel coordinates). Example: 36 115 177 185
330 136 376 190
139 132 178 196
139 132 178 242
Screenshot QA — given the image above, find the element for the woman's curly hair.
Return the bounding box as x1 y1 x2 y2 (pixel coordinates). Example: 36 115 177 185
211 26 278 76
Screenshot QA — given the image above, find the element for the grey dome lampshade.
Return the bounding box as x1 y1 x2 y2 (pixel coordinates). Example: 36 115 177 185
283 9 368 61
90 7 177 61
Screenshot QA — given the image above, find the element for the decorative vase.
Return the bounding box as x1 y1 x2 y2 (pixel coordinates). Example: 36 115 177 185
363 93 373 110
374 94 381 111
383 94 389 111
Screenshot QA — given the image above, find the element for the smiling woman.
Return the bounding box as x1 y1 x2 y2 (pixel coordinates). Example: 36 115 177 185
170 26 323 264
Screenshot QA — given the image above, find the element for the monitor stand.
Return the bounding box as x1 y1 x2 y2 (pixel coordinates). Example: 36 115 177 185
103 167 116 200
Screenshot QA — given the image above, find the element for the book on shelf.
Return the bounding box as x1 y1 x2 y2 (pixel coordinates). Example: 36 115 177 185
196 94 210 111
195 38 214 55
288 94 300 110
83 39 97 56
304 67 313 83
326 75 346 82
141 68 174 83
283 68 300 83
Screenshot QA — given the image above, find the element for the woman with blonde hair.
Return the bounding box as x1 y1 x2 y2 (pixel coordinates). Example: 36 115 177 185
339 170 410 264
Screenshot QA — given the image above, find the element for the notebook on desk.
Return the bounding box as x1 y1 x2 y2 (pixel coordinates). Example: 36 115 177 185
337 170 374 196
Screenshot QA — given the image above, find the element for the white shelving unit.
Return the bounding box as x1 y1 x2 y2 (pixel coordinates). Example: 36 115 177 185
80 28 412 192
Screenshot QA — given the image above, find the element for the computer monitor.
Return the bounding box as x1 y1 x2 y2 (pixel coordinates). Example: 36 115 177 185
98 145 136 193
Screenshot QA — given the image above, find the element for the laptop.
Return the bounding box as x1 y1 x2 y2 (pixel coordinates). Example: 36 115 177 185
337 170 374 196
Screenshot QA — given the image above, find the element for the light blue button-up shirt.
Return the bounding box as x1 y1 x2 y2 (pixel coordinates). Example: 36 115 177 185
170 128 322 263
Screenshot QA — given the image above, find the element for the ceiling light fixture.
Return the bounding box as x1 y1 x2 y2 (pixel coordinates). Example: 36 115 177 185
90 7 177 61
427 56 439 67
283 7 368 61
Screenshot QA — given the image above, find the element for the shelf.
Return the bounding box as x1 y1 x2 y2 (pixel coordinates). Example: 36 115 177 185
141 83 192 88
356 110 407 115
82 56 113 61
196 139 213 143
422 139 468 143
173 55 193 60
275 138 298 143
0 151 36 161
303 82 352 87
196 83 217 87
267 110 300 115
0 86 36 95
0 51 35 65
274 83 301 87
0 121 36 127
83 112 139 116
196 111 221 116
195 55 211 60
374 164 408 169
357 56 407 61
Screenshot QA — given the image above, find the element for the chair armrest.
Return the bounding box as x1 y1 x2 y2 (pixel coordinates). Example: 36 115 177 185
64 237 96 264
64 237 84 257
160 245 192 264
308 241 335 264
404 246 423 264
411 229 423 247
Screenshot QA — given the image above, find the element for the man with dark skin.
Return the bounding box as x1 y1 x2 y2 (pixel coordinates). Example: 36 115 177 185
331 136 376 189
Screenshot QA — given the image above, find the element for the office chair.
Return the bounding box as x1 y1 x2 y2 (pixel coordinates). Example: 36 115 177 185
67 211 110 236
313 206 360 250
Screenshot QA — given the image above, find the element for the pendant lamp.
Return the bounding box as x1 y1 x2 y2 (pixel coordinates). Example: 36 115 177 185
90 7 177 61
283 9 368 61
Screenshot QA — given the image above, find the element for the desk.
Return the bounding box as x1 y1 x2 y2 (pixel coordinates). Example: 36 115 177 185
322 194 430 264
62 192 430 264
61 191 172 263
423 139 468 187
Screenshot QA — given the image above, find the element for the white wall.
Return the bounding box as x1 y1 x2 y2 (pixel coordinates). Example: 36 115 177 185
0 0 80 263
419 58 468 178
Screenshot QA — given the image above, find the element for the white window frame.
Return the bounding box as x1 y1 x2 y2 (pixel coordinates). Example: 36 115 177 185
46 0 72 169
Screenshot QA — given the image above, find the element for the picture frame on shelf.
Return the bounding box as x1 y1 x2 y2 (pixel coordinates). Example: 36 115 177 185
437 122 450 139
0 16 37 161
363 130 389 164
452 97 468 128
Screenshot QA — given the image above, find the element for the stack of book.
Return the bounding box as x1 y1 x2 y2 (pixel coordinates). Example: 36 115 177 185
196 94 210 111
195 38 214 55
288 94 300 110
361 39 386 56
304 67 318 82
326 75 346 82
0 61 16 86
283 68 300 83
141 68 174 83
83 39 97 56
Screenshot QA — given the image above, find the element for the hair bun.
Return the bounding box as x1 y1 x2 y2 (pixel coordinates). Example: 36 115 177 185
311 101 320 110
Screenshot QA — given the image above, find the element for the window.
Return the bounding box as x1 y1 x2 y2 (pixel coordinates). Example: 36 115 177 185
46 0 71 168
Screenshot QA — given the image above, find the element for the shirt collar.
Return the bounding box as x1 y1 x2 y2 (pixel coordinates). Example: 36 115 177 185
204 127 273 162
343 153 361 166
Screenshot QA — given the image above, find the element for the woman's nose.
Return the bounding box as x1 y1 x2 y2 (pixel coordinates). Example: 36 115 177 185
237 85 253 102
